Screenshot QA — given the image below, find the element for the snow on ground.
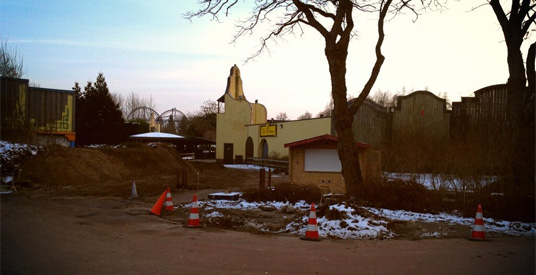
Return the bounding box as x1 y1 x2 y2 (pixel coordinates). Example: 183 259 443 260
224 164 275 171
385 172 499 191
1 141 39 184
184 199 536 239
224 164 282 177
366 207 536 237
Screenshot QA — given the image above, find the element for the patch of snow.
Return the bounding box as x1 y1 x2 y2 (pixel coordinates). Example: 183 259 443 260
366 207 536 237
384 172 499 191
205 211 224 218
1 141 39 183
209 192 242 196
185 198 536 239
224 164 275 172
421 232 443 238
86 144 125 148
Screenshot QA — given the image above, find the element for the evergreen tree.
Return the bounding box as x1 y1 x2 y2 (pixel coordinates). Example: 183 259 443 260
73 73 125 145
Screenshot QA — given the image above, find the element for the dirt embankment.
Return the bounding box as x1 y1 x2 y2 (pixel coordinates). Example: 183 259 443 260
22 146 183 185
18 145 264 199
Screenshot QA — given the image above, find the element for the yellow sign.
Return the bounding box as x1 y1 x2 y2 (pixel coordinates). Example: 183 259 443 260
260 124 277 137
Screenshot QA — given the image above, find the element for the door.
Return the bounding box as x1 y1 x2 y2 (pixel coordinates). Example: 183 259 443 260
260 139 269 158
223 143 234 164
245 137 254 162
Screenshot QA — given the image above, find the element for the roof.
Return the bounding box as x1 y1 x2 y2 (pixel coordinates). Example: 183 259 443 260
129 132 184 139
284 134 370 148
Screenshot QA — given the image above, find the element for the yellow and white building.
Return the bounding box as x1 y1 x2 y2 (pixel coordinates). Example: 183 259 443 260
215 65 332 163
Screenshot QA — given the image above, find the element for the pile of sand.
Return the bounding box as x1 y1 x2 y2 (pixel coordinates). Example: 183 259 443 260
20 146 185 187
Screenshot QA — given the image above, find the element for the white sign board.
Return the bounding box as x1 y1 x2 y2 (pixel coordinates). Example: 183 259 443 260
304 149 341 172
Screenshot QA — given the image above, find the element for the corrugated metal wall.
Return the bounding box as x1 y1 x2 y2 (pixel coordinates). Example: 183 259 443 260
27 87 75 132
1 77 75 144
1 77 29 131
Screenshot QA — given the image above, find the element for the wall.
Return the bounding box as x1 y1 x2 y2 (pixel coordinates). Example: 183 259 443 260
246 117 332 159
1 77 76 146
348 98 390 147
451 84 508 140
391 91 450 144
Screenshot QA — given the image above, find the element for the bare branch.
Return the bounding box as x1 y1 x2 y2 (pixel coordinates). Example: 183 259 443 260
187 0 450 64
490 0 511 30
349 0 393 115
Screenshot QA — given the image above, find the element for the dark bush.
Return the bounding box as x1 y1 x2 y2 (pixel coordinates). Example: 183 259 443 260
358 179 445 213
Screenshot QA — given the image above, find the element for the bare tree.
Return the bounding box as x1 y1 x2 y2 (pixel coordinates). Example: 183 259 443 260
489 0 535 125
123 92 158 120
187 0 441 195
276 112 289 121
316 100 333 117
297 111 313 120
488 0 535 188
200 100 219 115
370 89 397 108
0 39 24 78
123 92 144 119
111 92 124 116
437 91 452 110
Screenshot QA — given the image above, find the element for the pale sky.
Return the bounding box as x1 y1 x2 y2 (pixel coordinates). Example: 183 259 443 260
1 1 533 120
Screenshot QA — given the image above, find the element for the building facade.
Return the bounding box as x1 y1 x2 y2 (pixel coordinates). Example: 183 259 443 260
215 65 332 163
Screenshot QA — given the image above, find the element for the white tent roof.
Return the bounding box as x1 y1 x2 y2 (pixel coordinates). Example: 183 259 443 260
129 132 184 139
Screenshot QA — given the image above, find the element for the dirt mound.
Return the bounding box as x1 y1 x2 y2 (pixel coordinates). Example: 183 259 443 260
17 146 193 198
21 146 184 186
17 146 274 198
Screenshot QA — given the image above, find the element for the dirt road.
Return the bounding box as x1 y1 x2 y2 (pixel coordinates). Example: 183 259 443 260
2 193 534 275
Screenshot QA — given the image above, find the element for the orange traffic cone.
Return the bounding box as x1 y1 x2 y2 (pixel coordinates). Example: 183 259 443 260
164 187 174 211
149 189 168 216
470 204 486 241
301 202 320 241
184 194 203 228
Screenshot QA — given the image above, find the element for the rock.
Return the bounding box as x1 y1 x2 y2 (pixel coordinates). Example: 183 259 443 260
280 205 297 214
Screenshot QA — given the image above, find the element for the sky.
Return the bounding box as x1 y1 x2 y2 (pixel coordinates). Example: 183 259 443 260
1 1 534 120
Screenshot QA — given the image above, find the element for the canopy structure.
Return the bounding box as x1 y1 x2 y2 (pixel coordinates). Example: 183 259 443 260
129 132 184 139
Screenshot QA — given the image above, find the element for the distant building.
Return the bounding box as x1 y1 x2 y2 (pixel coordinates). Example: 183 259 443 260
215 65 331 164
1 77 76 147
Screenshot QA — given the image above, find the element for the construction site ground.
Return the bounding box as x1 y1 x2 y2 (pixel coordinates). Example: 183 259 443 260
1 145 534 274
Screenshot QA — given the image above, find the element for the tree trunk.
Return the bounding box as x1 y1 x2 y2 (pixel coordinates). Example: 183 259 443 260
505 39 526 129
325 41 363 196
527 42 535 94
490 0 535 189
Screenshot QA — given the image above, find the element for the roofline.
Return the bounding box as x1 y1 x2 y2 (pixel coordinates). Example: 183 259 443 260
284 134 370 148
